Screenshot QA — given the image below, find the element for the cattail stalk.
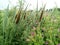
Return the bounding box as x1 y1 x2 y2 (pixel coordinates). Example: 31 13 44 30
15 10 21 24
24 12 26 19
39 4 46 22
24 4 28 19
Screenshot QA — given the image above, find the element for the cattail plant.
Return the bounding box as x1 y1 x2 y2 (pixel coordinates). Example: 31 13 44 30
23 4 28 19
39 4 46 22
15 0 24 24
15 10 21 24
0 0 60 45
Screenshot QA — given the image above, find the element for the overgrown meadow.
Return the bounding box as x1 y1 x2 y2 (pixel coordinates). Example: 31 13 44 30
0 0 60 45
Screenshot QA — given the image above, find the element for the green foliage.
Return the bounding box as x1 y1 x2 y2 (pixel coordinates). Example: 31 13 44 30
0 0 60 45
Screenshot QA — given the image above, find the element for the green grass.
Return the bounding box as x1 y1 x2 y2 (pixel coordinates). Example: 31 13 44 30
0 0 60 45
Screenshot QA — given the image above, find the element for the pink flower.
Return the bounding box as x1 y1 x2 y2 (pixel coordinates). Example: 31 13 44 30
58 44 60 45
31 32 35 37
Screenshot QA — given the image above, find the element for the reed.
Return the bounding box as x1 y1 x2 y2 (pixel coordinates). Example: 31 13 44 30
0 0 60 45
